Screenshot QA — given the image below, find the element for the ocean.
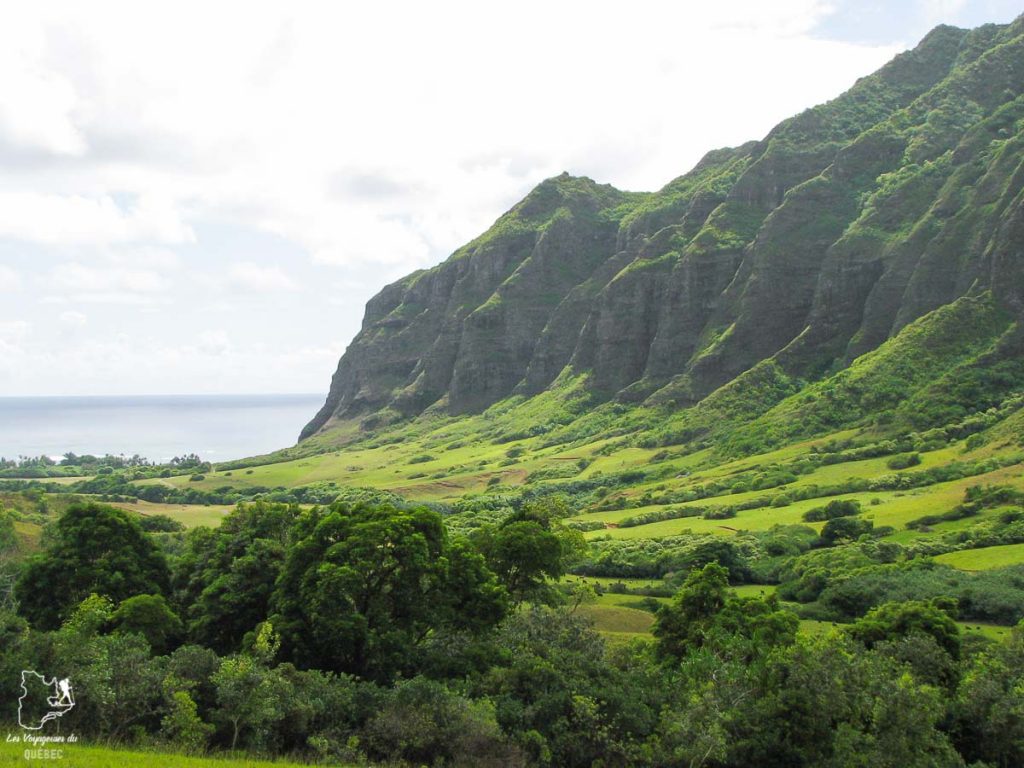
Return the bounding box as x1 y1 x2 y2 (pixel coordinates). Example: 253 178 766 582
0 394 325 463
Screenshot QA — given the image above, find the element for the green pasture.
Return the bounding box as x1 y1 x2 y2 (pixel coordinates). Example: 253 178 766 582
577 602 656 635
934 544 1024 571
574 460 1024 541
106 500 234 528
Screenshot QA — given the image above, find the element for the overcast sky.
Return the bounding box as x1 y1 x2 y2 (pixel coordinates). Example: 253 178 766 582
0 0 1018 397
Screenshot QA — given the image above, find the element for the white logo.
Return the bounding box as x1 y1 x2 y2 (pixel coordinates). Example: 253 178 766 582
17 671 75 731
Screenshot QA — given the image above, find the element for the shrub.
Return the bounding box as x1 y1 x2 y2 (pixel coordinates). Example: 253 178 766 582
160 690 214 752
804 499 861 522
887 452 923 470
821 516 874 545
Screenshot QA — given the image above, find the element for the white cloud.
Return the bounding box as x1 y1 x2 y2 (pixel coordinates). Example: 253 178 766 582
0 193 192 246
107 247 182 271
0 266 23 292
0 15 85 157
0 0 928 395
227 262 298 292
0 321 31 374
58 310 88 327
0 320 30 343
48 261 169 294
0 1 899 265
197 329 231 356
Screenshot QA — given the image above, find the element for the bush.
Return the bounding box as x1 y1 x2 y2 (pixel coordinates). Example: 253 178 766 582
820 516 874 545
804 499 861 523
160 690 214 753
887 452 923 470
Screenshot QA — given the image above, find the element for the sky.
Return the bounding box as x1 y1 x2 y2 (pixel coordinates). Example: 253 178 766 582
0 0 1019 397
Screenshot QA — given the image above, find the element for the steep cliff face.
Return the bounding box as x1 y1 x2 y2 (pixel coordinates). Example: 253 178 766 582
303 17 1024 441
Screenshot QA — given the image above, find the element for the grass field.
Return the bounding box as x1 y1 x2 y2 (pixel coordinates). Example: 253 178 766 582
105 500 234 528
569 461 1024 541
934 544 1024 571
11 520 42 553
11 476 92 485
958 622 1014 641
577 602 656 635
799 619 843 636
0 740 331 767
731 583 778 599
563 575 668 592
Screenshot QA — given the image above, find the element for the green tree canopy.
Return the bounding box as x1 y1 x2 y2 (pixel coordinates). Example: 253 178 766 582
111 594 184 655
821 515 874 545
174 502 297 653
271 501 508 682
849 598 961 659
15 502 170 629
472 496 584 605
654 563 798 661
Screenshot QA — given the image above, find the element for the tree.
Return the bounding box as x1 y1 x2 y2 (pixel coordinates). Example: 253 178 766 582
213 648 280 748
475 520 565 604
160 689 214 753
849 599 961 659
820 515 874 545
951 623 1024 767
667 539 750 583
477 606 662 768
730 634 960 767
271 502 507 682
15 503 170 629
803 498 861 522
174 502 297 654
654 563 798 662
362 677 519 767
472 497 583 605
52 595 167 739
0 509 17 611
111 594 184 655
212 622 285 751
653 563 730 659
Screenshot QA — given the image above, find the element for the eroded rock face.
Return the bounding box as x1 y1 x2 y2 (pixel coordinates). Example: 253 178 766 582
303 17 1024 441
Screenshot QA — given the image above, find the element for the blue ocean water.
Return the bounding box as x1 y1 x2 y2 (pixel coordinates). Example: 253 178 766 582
0 394 325 463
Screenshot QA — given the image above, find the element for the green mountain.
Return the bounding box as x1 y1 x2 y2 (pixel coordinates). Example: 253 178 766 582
303 17 1024 445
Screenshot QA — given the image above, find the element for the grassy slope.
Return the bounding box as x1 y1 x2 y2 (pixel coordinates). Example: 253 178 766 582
140 303 1024 549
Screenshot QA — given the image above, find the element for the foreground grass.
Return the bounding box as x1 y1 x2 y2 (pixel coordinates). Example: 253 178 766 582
0 740 334 767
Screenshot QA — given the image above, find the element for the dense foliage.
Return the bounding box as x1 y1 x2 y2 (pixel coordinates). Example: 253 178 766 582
2 500 1024 767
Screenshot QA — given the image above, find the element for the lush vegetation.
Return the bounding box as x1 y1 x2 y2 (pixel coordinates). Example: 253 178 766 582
5 15 1024 767
4 490 1024 767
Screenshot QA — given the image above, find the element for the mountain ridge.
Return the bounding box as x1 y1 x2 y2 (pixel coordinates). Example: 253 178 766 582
302 15 1024 443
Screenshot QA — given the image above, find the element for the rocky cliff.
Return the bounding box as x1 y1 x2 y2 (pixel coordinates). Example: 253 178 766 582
303 17 1024 441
